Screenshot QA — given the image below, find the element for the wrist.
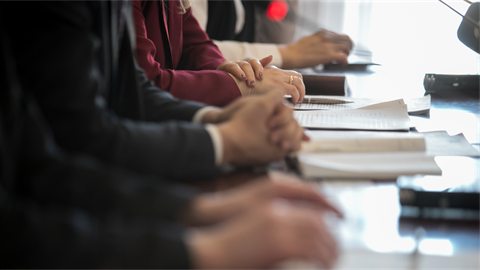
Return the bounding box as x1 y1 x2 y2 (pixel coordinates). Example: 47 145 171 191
228 73 251 96
217 122 241 165
277 45 295 69
200 110 221 124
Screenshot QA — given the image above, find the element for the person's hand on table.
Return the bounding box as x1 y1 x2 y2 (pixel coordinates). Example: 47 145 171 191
188 199 339 269
225 55 305 104
216 56 272 88
201 90 308 155
279 29 354 69
180 175 342 226
214 91 306 165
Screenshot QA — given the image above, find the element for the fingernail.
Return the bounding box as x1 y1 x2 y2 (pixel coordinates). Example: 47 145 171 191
250 81 255 88
241 74 247 80
259 72 263 79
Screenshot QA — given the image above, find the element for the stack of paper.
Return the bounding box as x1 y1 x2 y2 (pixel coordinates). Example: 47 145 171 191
294 100 411 131
297 131 442 179
291 95 431 114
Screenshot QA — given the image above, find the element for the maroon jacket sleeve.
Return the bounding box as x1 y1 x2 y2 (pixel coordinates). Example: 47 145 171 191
132 0 242 107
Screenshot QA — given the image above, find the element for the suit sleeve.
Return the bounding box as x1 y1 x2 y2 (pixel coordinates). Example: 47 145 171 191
132 1 242 107
1 200 193 269
3 1 219 180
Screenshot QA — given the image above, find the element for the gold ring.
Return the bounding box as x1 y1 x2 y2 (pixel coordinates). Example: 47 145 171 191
289 75 294 85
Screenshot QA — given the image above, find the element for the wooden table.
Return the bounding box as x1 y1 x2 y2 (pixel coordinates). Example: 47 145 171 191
211 66 480 269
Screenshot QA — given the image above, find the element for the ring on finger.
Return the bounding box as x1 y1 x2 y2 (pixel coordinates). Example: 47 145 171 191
288 75 294 85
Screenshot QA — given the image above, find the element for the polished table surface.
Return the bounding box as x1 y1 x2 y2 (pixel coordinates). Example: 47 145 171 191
209 66 480 269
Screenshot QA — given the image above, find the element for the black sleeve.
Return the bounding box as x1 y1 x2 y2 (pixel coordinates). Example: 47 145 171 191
1 198 193 269
1 21 196 268
1 1 219 180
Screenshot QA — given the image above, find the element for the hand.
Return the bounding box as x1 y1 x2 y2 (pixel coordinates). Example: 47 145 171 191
254 66 305 104
188 200 339 269
201 92 308 152
217 56 273 88
226 57 305 103
180 175 342 226
268 102 310 151
279 29 354 69
216 91 300 165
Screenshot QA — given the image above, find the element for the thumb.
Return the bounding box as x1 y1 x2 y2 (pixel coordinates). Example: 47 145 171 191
259 55 273 67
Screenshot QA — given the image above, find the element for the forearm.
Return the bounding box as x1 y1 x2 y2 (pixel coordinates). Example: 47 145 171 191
147 69 242 107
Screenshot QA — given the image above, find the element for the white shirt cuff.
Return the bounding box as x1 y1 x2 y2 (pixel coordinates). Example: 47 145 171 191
205 124 223 166
214 40 283 68
192 106 222 124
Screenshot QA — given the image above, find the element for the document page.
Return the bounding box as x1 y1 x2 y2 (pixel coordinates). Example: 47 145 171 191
294 104 411 131
292 95 430 113
298 152 442 179
301 131 426 153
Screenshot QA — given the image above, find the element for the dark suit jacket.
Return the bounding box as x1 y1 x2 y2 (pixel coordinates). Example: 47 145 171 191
133 0 242 106
0 16 197 268
2 1 218 180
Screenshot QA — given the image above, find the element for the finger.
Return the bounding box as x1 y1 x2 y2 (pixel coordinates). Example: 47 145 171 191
248 58 264 80
332 34 353 49
282 75 304 102
283 84 300 104
238 61 256 88
224 63 248 81
302 131 311 142
331 51 349 66
268 104 292 129
259 55 273 67
313 221 339 268
284 124 304 152
291 76 305 102
277 123 304 153
255 90 287 120
334 42 351 56
275 182 344 218
269 120 297 147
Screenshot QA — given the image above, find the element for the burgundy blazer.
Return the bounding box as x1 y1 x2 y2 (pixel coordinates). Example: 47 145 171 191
133 0 241 107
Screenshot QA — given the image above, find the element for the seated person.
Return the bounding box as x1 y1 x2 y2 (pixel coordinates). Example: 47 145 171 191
191 0 354 69
0 27 341 269
1 1 307 181
132 0 306 106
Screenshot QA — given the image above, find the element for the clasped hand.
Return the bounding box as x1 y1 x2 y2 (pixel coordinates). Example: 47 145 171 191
217 55 305 104
202 90 309 166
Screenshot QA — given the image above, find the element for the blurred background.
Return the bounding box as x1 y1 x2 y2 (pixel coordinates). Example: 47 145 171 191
294 0 478 75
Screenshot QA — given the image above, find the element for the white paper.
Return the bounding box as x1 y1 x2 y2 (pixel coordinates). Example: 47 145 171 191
292 95 431 113
298 152 442 179
422 131 480 156
301 131 426 153
294 104 411 131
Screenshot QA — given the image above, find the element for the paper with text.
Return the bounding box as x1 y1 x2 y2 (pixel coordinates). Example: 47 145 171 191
292 95 430 113
294 104 411 131
301 131 426 153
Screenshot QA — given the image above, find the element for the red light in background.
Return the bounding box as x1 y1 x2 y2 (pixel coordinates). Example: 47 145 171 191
266 0 289 22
